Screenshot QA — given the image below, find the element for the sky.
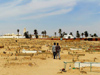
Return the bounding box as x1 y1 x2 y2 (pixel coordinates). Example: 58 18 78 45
0 0 100 37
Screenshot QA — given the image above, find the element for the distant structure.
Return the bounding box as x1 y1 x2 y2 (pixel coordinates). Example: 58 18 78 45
0 33 25 38
23 28 26 35
63 34 74 39
31 35 49 38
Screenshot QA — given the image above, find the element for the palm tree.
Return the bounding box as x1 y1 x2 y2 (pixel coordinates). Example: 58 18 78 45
70 32 73 36
34 29 38 38
81 33 84 38
84 31 88 38
41 31 44 37
90 34 93 37
58 29 62 38
94 33 98 37
44 30 47 37
24 31 29 38
60 33 63 38
54 32 56 38
17 29 19 38
76 31 80 38
62 32 66 37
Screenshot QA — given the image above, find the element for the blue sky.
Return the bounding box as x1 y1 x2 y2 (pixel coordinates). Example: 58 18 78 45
0 0 100 37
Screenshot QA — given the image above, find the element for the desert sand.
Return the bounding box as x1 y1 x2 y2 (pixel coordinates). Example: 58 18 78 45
0 38 100 75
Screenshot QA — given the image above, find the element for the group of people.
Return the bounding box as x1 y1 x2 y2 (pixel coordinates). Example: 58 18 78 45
52 43 61 59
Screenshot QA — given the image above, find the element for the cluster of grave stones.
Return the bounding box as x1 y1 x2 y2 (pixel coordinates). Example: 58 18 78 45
0 38 99 54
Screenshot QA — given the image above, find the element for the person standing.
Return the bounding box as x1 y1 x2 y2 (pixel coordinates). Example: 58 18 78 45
52 43 56 59
56 43 61 59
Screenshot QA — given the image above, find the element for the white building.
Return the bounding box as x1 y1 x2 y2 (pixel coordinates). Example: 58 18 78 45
32 35 48 38
0 33 25 38
63 34 74 39
0 36 25 38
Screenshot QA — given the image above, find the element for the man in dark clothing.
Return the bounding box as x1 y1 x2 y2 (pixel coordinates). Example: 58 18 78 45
56 43 61 59
52 43 56 59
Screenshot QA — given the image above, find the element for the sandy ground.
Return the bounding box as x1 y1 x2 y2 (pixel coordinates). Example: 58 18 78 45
0 39 100 75
0 51 100 75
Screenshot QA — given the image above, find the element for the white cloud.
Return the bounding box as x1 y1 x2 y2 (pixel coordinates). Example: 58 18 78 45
0 0 76 20
21 8 73 19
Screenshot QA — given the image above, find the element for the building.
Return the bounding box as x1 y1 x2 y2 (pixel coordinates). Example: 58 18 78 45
63 34 74 39
31 35 49 38
23 28 26 35
0 33 25 38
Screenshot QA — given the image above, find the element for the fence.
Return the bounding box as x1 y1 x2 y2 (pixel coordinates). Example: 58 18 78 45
63 61 100 72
